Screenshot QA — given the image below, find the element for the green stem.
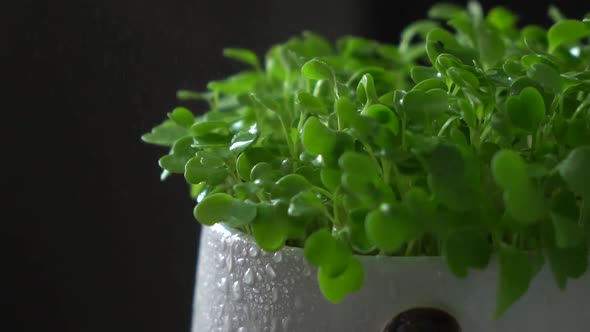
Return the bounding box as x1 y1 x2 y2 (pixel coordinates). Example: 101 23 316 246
570 94 590 120
278 116 297 160
437 116 459 137
313 186 334 200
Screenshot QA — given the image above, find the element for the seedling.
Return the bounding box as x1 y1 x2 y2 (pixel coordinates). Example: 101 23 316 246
144 3 590 316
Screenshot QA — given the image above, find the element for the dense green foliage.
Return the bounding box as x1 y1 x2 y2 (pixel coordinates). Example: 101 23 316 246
143 3 590 316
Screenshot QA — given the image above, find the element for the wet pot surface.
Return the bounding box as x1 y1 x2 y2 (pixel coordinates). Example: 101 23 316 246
192 224 590 332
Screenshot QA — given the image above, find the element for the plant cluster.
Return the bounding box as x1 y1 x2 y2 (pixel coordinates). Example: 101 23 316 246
143 3 590 316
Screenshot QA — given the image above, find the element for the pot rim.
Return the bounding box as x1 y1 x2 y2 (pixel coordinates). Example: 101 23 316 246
210 222 448 262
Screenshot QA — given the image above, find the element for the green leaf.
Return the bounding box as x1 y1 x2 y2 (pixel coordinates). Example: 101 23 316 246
194 193 257 226
229 129 257 154
357 74 379 106
424 143 474 211
207 72 258 95
551 190 583 248
251 202 286 252
444 230 492 278
158 136 197 174
288 191 324 218
339 152 380 181
365 104 399 134
492 149 544 224
301 117 336 155
527 63 562 94
301 59 334 81
296 91 329 115
304 229 352 277
223 48 260 68
475 22 506 67
446 67 479 88
428 3 464 20
400 20 439 50
318 257 364 303
496 246 534 317
410 66 441 83
191 121 230 137
365 204 419 252
347 208 376 254
167 107 195 128
546 244 589 289
142 120 190 147
274 174 312 199
402 89 449 120
547 19 590 52
521 25 548 52
412 78 447 92
487 7 517 31
503 187 544 225
184 154 229 185
558 146 590 197
319 168 340 193
506 87 546 133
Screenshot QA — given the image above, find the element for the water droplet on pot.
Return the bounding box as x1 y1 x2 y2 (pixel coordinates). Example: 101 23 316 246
243 268 255 285
226 254 233 272
294 295 303 310
216 303 224 319
232 281 242 301
249 246 259 257
217 277 228 292
218 253 226 268
222 316 231 332
270 317 279 332
302 263 311 276
265 264 276 279
256 272 263 282
272 251 282 263
281 316 290 330
237 327 247 332
236 257 246 265
271 286 279 303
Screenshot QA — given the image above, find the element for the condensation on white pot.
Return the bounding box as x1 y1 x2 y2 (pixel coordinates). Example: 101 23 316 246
191 224 590 332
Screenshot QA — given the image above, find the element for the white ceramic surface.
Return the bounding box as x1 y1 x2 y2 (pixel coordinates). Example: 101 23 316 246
192 224 590 332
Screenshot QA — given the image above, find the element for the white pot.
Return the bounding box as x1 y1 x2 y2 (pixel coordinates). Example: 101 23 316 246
192 224 590 332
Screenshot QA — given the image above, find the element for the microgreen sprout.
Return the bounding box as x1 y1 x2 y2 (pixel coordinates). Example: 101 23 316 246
143 3 590 316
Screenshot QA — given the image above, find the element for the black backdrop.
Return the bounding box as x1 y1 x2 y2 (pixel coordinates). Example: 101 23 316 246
6 1 582 331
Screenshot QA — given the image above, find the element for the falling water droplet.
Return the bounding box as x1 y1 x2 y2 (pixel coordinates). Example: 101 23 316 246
232 281 242 301
272 251 282 263
265 264 276 279
243 268 255 285
248 246 259 257
271 286 279 303
217 277 228 292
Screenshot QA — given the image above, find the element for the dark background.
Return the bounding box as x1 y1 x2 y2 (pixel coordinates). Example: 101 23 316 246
6 1 582 331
